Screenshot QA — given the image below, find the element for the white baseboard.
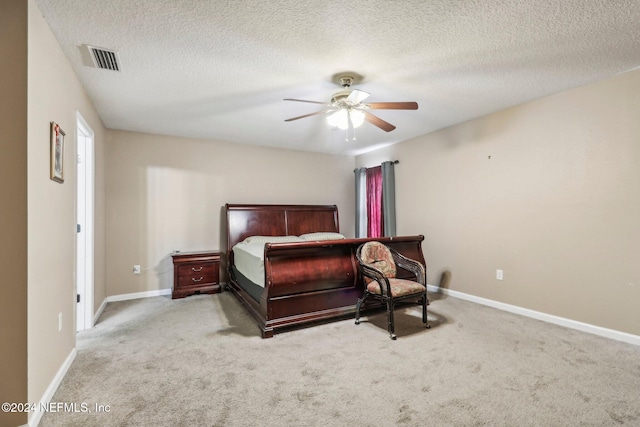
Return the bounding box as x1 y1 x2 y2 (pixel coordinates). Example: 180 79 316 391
427 285 640 347
28 348 77 427
92 289 171 324
106 288 172 303
93 298 108 325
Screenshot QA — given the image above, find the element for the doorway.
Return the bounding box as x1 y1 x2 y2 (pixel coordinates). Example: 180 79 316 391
76 112 94 331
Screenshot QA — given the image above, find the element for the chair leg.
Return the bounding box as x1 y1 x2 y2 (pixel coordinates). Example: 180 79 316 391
355 292 368 325
422 295 431 329
387 300 396 340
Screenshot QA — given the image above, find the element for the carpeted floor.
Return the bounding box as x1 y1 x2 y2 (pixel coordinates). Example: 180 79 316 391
40 291 640 426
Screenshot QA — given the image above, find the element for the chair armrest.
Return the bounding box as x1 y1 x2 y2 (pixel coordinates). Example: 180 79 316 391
357 254 392 296
390 249 426 285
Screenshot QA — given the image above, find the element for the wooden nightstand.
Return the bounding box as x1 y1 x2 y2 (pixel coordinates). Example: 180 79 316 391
171 251 221 299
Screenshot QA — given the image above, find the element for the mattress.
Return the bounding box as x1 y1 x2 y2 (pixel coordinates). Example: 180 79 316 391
231 266 263 302
232 236 303 287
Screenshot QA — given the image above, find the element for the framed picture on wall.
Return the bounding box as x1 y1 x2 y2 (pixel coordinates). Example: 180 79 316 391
50 121 65 183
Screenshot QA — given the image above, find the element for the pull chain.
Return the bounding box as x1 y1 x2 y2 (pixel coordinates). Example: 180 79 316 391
345 128 357 142
345 117 357 142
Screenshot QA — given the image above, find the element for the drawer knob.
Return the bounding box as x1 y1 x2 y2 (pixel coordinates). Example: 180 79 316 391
192 266 204 272
192 276 204 282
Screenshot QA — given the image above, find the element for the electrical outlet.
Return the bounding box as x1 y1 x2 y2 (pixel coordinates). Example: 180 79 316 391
58 313 62 332
133 265 141 274
496 269 504 280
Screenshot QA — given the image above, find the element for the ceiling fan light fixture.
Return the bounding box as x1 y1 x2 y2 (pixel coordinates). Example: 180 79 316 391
350 109 365 128
327 109 364 130
327 109 347 129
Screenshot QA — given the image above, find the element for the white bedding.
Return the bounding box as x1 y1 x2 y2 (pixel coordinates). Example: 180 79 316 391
233 236 303 287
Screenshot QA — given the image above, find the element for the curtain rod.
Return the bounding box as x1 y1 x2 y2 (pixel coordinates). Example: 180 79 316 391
353 160 399 172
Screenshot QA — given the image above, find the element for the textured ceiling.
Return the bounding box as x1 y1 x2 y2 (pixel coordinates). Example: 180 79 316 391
35 0 640 155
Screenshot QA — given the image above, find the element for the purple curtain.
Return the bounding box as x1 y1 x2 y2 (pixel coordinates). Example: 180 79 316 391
366 166 383 238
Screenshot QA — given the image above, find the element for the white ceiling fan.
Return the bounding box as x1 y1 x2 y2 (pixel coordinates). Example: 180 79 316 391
284 74 418 132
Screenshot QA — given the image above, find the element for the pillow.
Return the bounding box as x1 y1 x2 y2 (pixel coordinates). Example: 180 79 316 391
298 232 346 241
244 235 303 244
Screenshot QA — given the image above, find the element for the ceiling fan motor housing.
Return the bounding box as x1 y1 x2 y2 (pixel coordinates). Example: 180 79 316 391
338 76 354 88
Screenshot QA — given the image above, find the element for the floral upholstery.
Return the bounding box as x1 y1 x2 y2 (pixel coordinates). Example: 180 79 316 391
367 278 426 297
360 241 397 279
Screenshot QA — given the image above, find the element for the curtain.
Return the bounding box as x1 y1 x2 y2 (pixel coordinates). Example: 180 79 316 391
381 161 396 237
366 166 383 238
357 161 397 238
354 168 368 238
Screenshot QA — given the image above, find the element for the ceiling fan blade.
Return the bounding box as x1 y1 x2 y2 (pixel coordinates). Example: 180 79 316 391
363 111 396 132
346 89 370 104
367 102 418 110
284 110 332 122
283 98 328 105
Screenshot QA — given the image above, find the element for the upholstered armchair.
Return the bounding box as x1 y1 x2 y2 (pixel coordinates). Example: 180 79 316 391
355 241 430 339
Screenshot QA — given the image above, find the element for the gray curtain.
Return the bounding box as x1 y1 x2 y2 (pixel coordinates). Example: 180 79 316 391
381 161 396 237
354 167 367 238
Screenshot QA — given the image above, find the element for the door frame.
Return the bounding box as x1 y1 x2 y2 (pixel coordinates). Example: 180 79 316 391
76 111 95 331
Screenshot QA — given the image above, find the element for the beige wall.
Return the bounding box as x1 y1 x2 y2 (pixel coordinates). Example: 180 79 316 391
105 131 355 296
27 0 107 411
357 69 640 336
0 1 28 425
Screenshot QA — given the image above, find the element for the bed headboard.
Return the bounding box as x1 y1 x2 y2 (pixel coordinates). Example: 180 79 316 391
225 204 340 250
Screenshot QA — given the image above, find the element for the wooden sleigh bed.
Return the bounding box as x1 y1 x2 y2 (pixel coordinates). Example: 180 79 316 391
225 204 426 338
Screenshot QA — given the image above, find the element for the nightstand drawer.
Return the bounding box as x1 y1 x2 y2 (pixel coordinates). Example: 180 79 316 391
177 269 218 288
177 262 216 280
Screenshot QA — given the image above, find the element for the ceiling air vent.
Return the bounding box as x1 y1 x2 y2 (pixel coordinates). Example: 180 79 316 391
87 45 121 71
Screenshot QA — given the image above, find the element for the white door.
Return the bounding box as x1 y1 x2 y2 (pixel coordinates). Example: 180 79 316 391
76 113 94 331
